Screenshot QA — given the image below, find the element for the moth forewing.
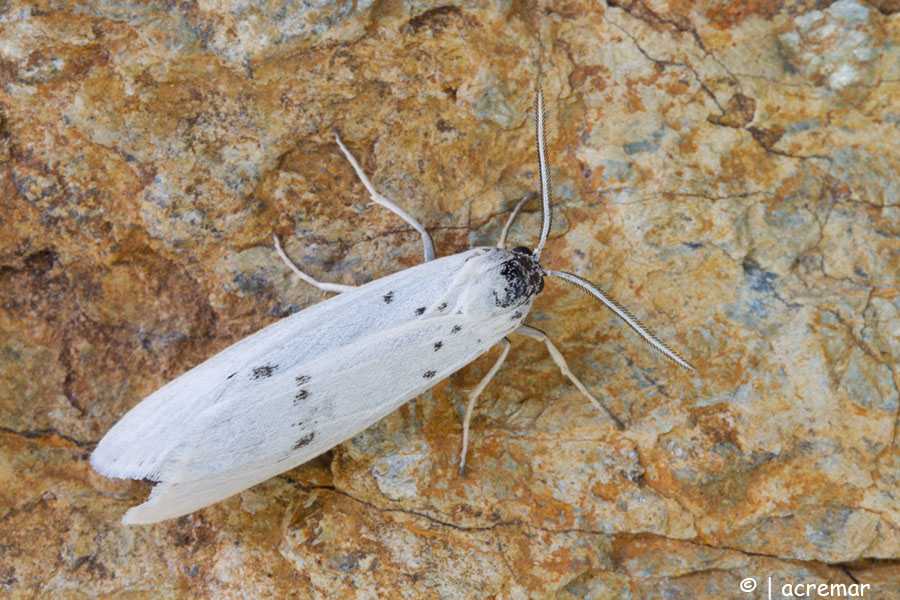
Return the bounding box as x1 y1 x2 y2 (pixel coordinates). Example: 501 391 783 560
93 247 540 523
92 250 475 480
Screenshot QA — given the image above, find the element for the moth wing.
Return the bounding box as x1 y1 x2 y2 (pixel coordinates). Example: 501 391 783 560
121 311 515 524
91 248 486 481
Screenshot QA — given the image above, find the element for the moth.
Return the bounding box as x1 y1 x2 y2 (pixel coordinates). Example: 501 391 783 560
92 88 694 524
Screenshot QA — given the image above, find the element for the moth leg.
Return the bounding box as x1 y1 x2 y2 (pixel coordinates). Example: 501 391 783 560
459 337 511 477
332 129 436 263
497 193 534 250
515 324 625 430
273 234 357 293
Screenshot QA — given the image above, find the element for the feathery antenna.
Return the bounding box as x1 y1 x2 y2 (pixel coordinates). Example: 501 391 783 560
534 85 552 258
546 270 696 372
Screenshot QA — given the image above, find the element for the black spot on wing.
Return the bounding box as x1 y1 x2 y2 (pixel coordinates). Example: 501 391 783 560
295 375 310 385
383 291 394 304
511 311 522 320
293 432 315 450
294 389 309 404
415 306 426 315
423 370 436 379
251 365 278 379
437 302 447 311
227 372 236 379
433 341 443 351
451 325 462 334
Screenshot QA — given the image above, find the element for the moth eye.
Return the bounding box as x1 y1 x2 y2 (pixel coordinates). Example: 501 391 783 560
512 246 532 255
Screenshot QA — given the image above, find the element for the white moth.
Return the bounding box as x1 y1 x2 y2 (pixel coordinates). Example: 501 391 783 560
92 88 695 525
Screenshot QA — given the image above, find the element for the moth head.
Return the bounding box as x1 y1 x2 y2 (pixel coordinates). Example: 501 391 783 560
458 248 543 316
509 246 544 295
494 248 544 308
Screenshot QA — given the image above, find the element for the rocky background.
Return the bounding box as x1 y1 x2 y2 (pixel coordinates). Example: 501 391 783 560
1 0 899 597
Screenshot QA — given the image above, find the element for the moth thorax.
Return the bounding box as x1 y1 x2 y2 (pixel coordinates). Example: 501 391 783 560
455 249 542 317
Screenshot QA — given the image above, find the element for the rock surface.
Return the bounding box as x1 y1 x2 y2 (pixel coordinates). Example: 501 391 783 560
1 0 899 597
